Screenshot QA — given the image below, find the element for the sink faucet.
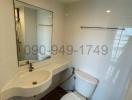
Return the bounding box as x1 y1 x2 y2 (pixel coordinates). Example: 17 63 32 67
26 60 34 72
29 63 34 72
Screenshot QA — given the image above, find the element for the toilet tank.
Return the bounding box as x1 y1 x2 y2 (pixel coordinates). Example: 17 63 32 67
75 70 98 98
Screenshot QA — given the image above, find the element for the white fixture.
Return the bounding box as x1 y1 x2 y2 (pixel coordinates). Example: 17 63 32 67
1 57 70 100
61 69 98 100
1 69 52 100
106 10 111 14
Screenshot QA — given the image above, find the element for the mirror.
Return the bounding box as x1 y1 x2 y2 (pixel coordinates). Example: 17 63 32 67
14 0 53 66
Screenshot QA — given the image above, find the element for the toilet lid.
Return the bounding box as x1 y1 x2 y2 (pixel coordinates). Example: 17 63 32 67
60 93 83 100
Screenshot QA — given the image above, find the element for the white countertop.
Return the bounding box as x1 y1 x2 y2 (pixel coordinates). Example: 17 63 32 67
1 56 71 100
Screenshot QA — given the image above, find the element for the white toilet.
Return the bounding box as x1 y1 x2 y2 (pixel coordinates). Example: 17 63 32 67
61 69 98 100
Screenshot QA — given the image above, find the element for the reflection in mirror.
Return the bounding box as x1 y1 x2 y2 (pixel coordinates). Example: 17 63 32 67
14 0 53 66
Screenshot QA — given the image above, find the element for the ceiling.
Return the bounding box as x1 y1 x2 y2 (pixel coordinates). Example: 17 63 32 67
58 0 81 3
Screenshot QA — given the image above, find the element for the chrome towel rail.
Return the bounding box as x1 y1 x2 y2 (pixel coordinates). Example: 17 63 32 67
80 26 125 30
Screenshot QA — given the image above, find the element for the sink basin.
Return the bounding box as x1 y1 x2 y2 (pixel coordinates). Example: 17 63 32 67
1 57 70 100
15 69 51 88
1 69 52 99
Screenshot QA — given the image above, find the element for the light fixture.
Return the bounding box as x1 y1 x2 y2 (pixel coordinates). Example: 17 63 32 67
106 10 111 14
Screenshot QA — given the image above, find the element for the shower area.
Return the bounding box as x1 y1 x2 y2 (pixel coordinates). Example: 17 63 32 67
15 8 25 61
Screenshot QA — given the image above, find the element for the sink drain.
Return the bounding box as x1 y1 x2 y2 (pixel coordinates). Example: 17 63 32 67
32 81 37 85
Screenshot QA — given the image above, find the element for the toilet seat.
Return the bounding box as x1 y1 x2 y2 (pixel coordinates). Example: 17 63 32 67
60 92 86 100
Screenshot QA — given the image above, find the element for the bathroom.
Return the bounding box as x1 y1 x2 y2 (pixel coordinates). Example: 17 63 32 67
0 0 132 100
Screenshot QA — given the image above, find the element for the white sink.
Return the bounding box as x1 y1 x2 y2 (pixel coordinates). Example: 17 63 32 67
15 69 51 88
1 69 52 99
1 57 70 100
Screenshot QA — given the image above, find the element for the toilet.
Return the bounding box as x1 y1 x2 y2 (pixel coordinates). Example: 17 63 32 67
61 69 98 100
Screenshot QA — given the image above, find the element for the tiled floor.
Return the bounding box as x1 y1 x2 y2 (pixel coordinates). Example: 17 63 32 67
40 87 67 100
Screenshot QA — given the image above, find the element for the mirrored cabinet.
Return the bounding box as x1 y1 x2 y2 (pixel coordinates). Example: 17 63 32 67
14 0 53 66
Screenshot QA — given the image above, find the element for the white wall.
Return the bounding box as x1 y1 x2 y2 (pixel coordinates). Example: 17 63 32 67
63 0 132 100
0 0 18 92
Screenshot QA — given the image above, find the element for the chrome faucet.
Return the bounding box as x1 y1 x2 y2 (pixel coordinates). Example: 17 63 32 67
29 63 34 72
27 60 34 72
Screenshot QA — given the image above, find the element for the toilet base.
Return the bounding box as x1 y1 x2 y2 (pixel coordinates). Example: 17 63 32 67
60 92 86 100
